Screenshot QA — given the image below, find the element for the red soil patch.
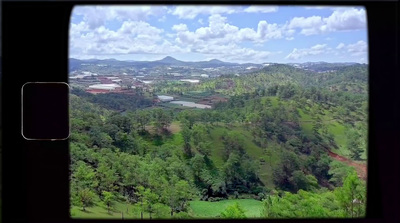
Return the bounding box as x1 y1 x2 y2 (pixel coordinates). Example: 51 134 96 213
328 150 367 181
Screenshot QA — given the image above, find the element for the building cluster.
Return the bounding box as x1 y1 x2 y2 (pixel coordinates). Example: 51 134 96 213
69 73 153 94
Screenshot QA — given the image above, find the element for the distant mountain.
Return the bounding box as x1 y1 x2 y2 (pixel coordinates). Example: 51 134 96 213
157 56 181 63
287 62 360 72
69 57 361 74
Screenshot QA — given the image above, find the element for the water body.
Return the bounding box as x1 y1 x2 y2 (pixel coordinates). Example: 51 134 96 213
170 101 211 109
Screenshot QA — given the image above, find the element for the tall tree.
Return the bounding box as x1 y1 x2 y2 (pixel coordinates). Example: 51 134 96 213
346 129 363 160
78 188 96 211
143 188 159 219
181 125 192 158
335 171 366 218
153 108 172 132
102 191 115 214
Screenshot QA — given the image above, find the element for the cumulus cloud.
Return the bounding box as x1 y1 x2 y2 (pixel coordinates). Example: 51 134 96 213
325 8 366 31
346 40 367 56
288 7 366 36
69 20 186 58
285 44 328 60
169 5 279 19
244 5 278 13
289 16 325 29
168 14 284 63
72 6 168 29
169 6 239 19
173 14 293 48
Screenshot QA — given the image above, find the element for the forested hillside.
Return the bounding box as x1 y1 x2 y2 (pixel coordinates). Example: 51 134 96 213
69 64 367 219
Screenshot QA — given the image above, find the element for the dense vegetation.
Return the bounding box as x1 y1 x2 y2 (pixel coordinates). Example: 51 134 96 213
70 64 367 219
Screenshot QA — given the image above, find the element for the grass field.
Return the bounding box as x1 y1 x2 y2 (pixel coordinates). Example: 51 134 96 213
71 201 144 219
189 199 263 218
71 199 264 219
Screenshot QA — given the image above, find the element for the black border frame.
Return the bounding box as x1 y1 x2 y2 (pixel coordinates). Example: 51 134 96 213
1 1 399 223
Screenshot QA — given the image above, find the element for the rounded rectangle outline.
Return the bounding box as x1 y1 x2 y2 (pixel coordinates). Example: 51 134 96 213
21 82 71 141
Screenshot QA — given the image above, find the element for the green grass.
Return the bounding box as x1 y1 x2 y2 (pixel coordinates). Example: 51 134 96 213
71 201 170 219
71 201 137 219
72 199 264 219
327 121 348 156
298 108 313 135
189 199 263 218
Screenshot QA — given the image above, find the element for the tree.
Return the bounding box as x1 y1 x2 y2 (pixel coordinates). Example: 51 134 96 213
143 188 159 219
291 170 319 191
102 191 115 214
153 108 172 132
273 151 301 192
107 114 132 133
96 162 119 193
346 129 363 160
78 188 96 211
135 186 146 219
335 170 366 218
89 127 113 148
163 176 192 216
220 202 246 219
192 124 211 155
73 161 97 189
191 154 206 181
178 110 197 129
134 110 151 132
261 195 275 217
181 125 192 158
329 160 355 187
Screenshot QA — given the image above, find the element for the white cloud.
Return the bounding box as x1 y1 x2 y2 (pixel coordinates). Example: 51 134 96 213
69 20 187 58
333 40 368 58
336 43 345 49
285 44 328 60
172 24 189 32
288 7 366 36
72 6 168 29
346 40 367 56
244 5 278 13
289 16 324 29
198 18 204 25
168 14 285 63
172 14 292 49
169 5 279 19
324 8 366 31
170 6 239 19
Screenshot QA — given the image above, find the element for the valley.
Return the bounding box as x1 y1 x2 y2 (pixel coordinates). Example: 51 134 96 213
69 58 368 219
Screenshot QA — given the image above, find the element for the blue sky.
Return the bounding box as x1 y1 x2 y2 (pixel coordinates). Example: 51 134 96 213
70 5 368 63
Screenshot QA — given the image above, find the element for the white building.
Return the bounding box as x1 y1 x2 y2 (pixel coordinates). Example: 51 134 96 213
158 95 174 102
180 79 200 83
200 74 209 78
170 101 211 109
88 84 121 90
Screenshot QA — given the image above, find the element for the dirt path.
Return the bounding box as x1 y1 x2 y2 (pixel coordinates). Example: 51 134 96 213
327 150 367 181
